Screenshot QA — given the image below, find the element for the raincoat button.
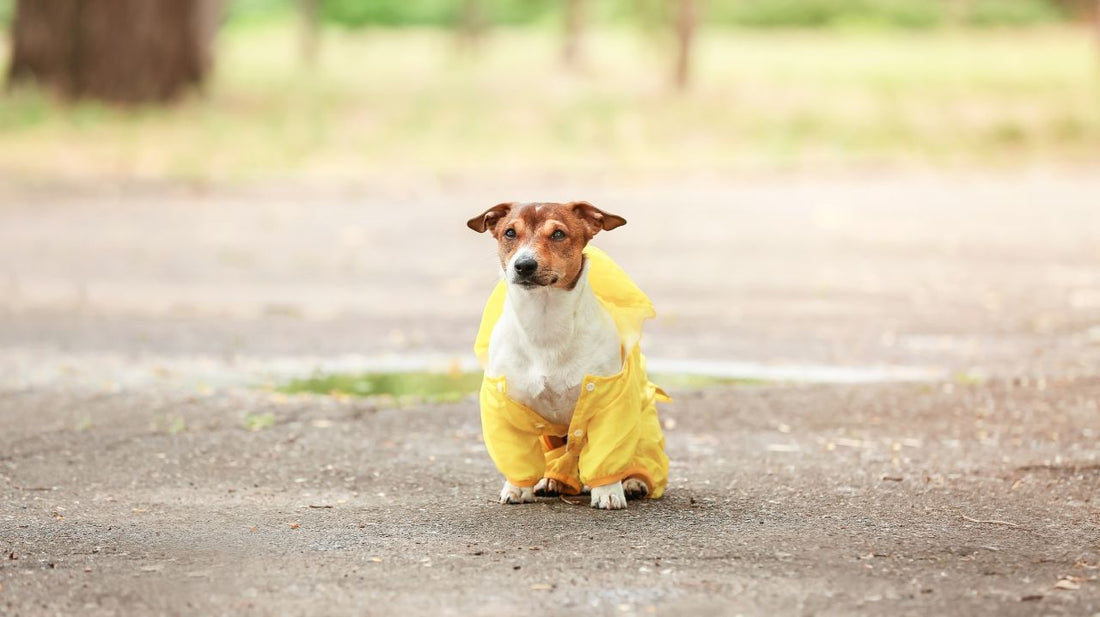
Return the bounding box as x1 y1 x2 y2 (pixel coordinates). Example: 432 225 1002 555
496 383 504 393
585 383 595 392
574 429 584 438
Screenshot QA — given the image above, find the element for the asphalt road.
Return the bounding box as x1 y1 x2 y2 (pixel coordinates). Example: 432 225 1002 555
2 171 1099 616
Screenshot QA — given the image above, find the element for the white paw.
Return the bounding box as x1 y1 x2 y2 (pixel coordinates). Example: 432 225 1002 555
499 481 537 505
533 477 566 496
622 477 649 500
590 481 627 510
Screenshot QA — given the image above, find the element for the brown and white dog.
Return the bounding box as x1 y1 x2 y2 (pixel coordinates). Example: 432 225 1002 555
467 201 647 509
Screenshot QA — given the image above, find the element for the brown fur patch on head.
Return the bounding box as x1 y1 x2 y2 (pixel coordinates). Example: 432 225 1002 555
571 201 627 239
482 202 626 289
466 203 513 235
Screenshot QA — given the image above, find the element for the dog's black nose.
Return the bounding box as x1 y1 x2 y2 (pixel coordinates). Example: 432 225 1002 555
514 257 538 277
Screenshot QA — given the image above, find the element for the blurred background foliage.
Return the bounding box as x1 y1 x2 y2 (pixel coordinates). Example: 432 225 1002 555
217 0 1075 29
0 0 1097 182
1 0 1071 29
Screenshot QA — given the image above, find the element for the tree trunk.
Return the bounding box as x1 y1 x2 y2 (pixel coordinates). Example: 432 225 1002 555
7 0 223 103
457 0 487 51
299 0 320 67
673 0 697 90
947 0 971 26
562 0 585 68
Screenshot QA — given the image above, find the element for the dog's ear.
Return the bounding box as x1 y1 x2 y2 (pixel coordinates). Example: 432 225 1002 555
467 203 513 234
571 202 626 238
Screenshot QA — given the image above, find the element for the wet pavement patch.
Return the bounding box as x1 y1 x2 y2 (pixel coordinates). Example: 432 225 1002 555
274 371 765 401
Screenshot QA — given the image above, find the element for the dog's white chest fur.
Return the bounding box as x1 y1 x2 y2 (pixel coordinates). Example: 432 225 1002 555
486 264 622 426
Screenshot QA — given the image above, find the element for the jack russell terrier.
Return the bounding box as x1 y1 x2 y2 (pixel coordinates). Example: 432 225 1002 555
467 201 669 510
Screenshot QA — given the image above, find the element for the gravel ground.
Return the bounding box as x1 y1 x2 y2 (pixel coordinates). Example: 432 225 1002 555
1 170 1099 616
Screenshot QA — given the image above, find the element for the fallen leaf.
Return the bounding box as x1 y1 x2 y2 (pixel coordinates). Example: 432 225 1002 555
131 508 148 514
369 557 383 563
1020 594 1043 602
1054 579 1080 591
530 583 553 591
289 522 300 530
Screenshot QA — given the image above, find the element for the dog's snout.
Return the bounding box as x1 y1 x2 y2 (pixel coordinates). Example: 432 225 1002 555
514 257 538 277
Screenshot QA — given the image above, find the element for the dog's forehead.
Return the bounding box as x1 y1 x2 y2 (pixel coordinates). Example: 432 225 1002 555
512 202 573 225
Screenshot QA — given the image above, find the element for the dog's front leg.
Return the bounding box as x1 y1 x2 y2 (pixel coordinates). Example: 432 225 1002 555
499 480 537 505
590 481 627 510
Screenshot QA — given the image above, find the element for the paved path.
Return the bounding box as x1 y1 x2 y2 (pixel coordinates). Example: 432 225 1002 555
2 171 1099 615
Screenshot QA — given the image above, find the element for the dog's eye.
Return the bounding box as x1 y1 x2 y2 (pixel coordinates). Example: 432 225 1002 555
503 229 516 239
550 230 566 241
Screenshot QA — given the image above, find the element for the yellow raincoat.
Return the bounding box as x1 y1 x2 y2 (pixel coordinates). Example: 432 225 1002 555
474 246 670 498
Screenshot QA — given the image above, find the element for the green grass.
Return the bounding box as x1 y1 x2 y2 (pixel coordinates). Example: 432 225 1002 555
0 22 1097 182
275 370 764 402
650 373 770 389
243 411 277 431
278 371 485 403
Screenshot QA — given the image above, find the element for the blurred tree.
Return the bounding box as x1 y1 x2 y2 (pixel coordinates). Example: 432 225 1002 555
6 0 222 103
673 0 697 90
299 0 320 66
457 0 487 50
562 0 585 67
947 0 973 25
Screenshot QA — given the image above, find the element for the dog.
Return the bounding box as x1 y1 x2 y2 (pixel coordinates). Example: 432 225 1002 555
467 201 669 510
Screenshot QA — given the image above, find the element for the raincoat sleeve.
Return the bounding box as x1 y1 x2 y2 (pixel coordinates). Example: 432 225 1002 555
575 348 651 489
479 379 545 487
577 410 643 488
